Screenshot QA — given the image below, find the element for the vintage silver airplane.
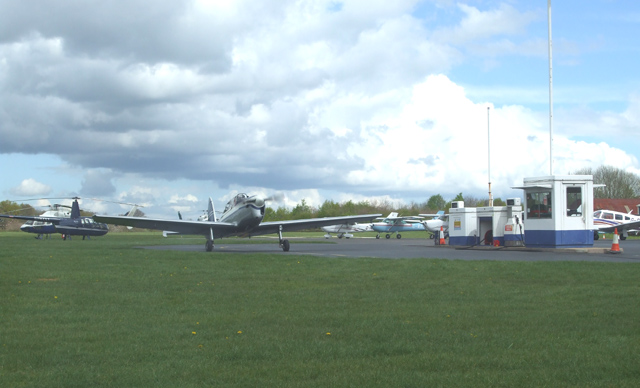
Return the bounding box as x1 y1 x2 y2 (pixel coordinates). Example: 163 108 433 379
94 193 381 252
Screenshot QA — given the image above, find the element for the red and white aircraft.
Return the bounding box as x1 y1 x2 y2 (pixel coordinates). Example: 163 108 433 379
593 209 640 240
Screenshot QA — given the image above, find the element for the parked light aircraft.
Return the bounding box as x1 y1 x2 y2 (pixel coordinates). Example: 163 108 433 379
419 211 448 239
321 222 373 239
371 212 427 239
0 198 109 239
593 209 640 240
94 193 381 252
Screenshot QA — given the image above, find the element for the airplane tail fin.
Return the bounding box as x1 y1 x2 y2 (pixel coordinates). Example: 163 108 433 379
207 197 217 222
125 205 140 217
178 211 182 220
124 204 141 230
436 210 444 219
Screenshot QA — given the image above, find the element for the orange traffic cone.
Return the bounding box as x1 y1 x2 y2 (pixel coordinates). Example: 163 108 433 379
609 228 621 254
439 226 446 245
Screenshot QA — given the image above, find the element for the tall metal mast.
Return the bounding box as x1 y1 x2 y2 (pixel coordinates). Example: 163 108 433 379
487 107 493 206
548 0 554 175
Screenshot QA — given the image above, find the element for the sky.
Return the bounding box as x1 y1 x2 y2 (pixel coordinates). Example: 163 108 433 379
1 0 639 219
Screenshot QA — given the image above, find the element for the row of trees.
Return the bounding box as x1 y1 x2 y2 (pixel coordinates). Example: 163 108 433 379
261 194 506 222
572 165 640 198
3 166 638 224
0 200 38 216
263 166 640 221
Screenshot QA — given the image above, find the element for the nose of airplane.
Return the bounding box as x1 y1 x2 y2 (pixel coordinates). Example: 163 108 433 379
253 197 265 207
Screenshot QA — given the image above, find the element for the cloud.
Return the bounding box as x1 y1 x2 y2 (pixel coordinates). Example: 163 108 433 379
0 0 639 217
9 178 52 197
80 169 116 196
433 3 541 45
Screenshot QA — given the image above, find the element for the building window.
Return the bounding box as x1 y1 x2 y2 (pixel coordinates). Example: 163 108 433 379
527 191 552 219
566 187 582 216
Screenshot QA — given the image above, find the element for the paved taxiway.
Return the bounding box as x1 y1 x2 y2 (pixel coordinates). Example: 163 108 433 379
142 237 640 263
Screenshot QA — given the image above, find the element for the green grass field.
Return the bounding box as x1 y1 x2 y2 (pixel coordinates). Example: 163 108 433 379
2 231 639 387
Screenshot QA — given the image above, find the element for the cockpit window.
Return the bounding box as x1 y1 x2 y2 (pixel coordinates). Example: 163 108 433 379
224 194 248 213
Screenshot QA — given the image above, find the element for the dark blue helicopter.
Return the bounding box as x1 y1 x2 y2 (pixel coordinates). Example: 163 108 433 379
0 198 109 240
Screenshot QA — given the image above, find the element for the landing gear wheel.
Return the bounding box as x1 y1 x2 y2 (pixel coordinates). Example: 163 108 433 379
376 234 380 239
396 234 402 239
429 233 435 239
281 239 290 252
205 240 214 252
620 235 627 241
593 231 599 241
385 234 391 239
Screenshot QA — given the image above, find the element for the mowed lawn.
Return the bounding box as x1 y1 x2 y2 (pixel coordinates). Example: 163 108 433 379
1 232 639 387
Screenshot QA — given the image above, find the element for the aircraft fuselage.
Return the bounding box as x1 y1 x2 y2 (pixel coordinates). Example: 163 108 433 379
20 220 57 235
221 193 265 232
56 217 109 237
372 221 426 233
423 219 447 233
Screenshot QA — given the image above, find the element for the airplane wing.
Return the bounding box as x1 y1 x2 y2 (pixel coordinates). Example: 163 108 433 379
93 214 382 238
92 215 238 237
0 214 62 224
595 220 640 234
248 214 382 236
419 212 447 219
378 216 423 225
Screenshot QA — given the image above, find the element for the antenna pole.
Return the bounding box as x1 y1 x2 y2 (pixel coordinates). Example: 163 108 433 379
488 106 493 207
548 0 554 175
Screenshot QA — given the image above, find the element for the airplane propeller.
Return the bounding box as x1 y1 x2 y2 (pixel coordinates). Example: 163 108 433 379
248 192 285 207
265 192 285 202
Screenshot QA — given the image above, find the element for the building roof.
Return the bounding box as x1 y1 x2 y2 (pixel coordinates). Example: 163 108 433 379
594 199 640 215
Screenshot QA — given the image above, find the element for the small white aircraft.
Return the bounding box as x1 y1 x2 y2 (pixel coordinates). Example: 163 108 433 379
419 210 448 239
593 209 640 240
94 193 381 252
371 212 426 239
321 222 373 239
